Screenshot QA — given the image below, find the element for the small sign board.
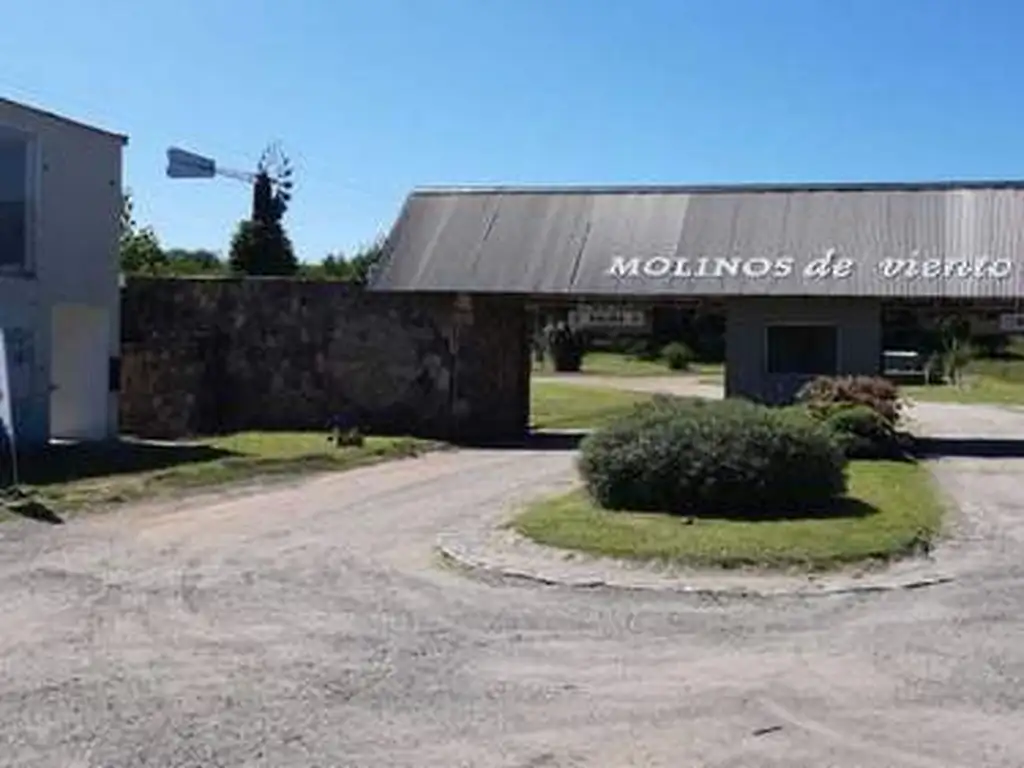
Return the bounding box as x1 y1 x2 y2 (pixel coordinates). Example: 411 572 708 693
569 304 647 329
0 330 18 485
999 313 1024 333
453 293 473 324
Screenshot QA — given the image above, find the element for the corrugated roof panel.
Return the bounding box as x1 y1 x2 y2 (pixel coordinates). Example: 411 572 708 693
572 193 692 296
481 193 589 293
722 192 792 296
372 185 1024 298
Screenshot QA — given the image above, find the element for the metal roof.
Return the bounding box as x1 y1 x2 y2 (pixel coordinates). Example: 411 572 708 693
371 183 1024 299
0 97 128 144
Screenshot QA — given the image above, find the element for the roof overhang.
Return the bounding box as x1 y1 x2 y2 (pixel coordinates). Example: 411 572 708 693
371 182 1024 299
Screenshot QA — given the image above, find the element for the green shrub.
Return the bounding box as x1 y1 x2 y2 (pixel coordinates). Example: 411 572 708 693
330 427 365 448
626 338 661 361
797 375 904 425
972 334 1011 358
923 351 944 385
820 403 899 459
578 397 847 518
661 341 694 371
544 323 585 372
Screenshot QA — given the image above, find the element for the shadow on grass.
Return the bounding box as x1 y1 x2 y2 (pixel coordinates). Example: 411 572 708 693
603 496 881 522
10 439 238 487
914 437 1024 459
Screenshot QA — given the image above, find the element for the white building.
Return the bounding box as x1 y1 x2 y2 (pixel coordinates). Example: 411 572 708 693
0 97 125 445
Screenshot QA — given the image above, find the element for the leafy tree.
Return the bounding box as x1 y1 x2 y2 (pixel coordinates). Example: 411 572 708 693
298 253 348 280
345 238 385 285
164 248 227 276
120 191 168 274
229 219 297 276
297 238 386 284
937 315 974 387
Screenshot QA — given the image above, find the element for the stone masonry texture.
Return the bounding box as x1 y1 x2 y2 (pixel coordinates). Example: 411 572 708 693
119 277 530 443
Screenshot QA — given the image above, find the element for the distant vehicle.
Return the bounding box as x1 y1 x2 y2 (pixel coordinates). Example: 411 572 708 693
883 349 926 383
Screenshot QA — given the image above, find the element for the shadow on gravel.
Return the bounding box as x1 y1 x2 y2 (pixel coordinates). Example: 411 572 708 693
915 437 1024 459
3 498 64 525
467 430 590 452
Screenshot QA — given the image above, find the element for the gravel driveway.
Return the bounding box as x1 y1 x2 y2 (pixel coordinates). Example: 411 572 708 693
2 403 1024 767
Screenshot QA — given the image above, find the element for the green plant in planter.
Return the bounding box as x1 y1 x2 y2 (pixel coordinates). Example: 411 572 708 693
544 323 585 372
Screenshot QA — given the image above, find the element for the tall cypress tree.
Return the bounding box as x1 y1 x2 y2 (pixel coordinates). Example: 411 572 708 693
228 147 297 276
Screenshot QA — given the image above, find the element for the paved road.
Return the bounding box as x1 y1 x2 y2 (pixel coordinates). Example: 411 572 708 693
2 404 1024 766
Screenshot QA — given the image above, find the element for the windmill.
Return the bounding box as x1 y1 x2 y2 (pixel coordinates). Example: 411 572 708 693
166 142 295 222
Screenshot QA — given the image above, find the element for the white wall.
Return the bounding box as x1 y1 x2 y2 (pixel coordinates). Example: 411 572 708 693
0 100 124 443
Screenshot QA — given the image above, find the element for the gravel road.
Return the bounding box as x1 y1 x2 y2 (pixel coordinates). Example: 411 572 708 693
2 402 1024 767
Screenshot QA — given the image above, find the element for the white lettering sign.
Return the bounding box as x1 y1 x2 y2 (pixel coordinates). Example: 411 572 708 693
606 250 1015 281
570 304 647 329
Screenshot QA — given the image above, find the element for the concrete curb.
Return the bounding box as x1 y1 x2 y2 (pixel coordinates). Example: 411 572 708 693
435 526 957 598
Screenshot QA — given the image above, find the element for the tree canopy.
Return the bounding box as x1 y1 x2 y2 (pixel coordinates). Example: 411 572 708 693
119 190 384 284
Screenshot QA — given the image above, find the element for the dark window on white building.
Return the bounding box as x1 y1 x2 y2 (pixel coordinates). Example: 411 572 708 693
766 324 838 375
0 131 29 269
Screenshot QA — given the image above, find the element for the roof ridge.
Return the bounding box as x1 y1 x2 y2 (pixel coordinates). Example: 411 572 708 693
410 180 1024 196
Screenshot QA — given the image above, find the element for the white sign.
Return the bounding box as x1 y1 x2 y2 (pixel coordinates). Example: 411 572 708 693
607 248 1015 281
570 304 647 328
0 331 14 444
0 329 17 486
999 313 1024 332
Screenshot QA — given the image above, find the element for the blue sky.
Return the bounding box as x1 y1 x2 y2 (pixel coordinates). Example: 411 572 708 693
3 0 1024 261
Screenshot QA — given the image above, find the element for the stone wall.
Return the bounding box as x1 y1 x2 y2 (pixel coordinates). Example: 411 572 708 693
120 277 529 443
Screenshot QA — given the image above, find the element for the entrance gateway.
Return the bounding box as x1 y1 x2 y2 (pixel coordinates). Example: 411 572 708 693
369 181 1024 434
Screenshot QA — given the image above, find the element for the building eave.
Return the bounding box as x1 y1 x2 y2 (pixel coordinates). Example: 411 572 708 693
0 97 128 144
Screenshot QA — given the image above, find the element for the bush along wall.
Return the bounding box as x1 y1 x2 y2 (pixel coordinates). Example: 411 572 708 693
543 322 585 372
578 396 847 519
796 375 908 459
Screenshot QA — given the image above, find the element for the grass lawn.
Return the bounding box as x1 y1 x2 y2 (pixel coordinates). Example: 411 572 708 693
902 344 1024 405
512 460 944 570
530 381 654 429
903 376 1024 405
0 432 438 522
533 351 724 379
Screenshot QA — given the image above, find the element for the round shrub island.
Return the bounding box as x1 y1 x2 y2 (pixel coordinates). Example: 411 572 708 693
578 396 847 518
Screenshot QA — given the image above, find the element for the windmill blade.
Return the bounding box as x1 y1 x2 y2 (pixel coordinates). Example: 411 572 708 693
166 147 216 178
